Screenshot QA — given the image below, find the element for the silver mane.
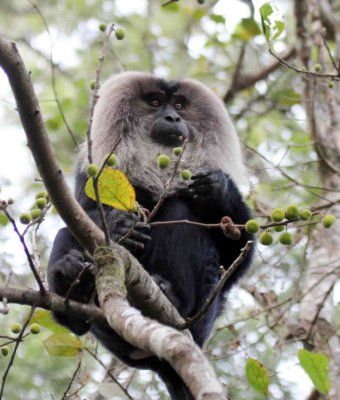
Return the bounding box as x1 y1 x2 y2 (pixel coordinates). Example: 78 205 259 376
79 71 247 197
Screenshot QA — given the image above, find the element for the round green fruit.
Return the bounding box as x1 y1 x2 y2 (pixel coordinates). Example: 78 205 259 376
322 215 336 229
259 232 273 246
1 347 9 357
274 224 285 232
10 322 22 334
271 208 285 222
285 205 300 221
180 169 192 180
19 213 31 225
89 80 96 90
30 209 42 220
328 81 335 89
35 198 47 209
314 64 322 72
244 220 260 234
99 23 107 32
106 154 118 167
157 155 171 169
35 191 48 199
173 147 183 157
87 164 99 177
115 28 125 40
300 209 312 221
279 232 293 245
29 323 41 335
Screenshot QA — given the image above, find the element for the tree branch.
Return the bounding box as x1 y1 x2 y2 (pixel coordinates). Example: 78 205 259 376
0 35 103 253
95 246 226 400
224 47 296 103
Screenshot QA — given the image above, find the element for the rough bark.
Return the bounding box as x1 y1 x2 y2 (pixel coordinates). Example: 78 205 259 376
94 246 226 400
294 1 340 398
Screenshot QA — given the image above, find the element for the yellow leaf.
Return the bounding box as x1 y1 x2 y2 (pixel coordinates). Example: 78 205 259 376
85 168 136 211
43 333 84 357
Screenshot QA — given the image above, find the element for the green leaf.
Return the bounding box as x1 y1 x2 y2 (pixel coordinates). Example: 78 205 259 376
272 20 285 40
44 333 85 357
233 18 261 41
0 212 8 226
85 167 136 211
271 88 301 106
298 349 331 395
192 8 206 20
245 358 269 396
259 3 284 42
209 14 225 24
163 2 180 12
30 309 69 334
259 3 273 40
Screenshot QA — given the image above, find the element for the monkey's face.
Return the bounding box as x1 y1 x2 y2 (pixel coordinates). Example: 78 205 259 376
143 91 189 147
87 72 248 190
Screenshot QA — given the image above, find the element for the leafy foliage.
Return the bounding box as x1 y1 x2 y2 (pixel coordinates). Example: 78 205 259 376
245 358 269 396
44 333 85 357
85 168 136 211
298 350 331 395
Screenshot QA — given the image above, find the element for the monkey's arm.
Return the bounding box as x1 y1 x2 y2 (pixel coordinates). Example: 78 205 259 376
188 169 254 284
47 228 95 334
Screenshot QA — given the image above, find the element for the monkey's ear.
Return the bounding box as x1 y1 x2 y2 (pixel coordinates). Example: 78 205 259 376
84 168 137 212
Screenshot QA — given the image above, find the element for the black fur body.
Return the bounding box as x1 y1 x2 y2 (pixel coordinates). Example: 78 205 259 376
48 72 254 399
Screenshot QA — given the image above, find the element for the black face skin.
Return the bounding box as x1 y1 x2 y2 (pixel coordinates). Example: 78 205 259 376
144 90 189 146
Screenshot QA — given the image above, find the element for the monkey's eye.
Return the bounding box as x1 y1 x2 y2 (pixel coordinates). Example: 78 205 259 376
144 93 164 108
173 96 187 110
151 99 161 107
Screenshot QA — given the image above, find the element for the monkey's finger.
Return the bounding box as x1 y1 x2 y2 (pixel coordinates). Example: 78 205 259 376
129 231 151 243
189 177 216 189
191 169 218 179
134 222 150 232
121 238 145 251
190 186 212 196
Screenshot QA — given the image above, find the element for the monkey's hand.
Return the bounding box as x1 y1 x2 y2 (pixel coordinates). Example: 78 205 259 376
48 249 95 335
188 169 229 206
105 209 151 251
51 249 94 298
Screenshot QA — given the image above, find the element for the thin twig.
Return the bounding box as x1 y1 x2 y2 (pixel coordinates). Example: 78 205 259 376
86 24 116 246
268 47 340 79
64 264 92 304
86 23 115 166
150 219 220 229
85 349 134 400
179 241 254 330
148 139 188 221
60 360 82 400
2 208 46 293
321 29 339 73
0 307 35 400
28 1 78 147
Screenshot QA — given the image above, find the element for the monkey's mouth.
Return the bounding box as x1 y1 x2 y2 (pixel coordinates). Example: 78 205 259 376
151 130 187 147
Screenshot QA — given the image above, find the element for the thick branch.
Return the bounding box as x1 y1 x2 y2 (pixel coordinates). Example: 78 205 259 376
224 47 296 103
0 36 104 253
0 286 107 325
95 246 226 400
